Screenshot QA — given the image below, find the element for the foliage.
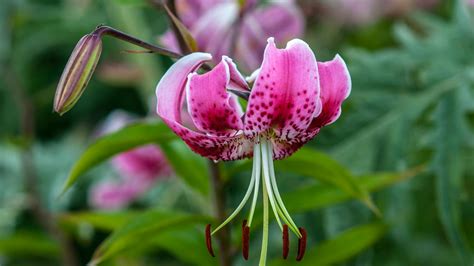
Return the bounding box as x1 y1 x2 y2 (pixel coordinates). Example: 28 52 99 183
0 0 472 266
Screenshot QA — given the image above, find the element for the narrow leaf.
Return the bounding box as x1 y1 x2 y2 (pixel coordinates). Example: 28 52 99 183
283 167 424 214
151 227 218 266
159 141 210 195
60 211 139 231
433 91 472 265
90 210 212 264
59 121 175 196
270 222 388 266
0 232 59 258
163 4 198 53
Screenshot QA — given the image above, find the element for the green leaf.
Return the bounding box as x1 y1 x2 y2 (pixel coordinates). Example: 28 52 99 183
112 0 147 6
90 210 212 265
163 4 198 52
60 211 139 231
246 168 423 231
159 141 210 195
270 222 388 266
60 121 175 196
331 74 460 170
151 227 218 266
283 167 423 214
433 91 473 265
0 231 59 258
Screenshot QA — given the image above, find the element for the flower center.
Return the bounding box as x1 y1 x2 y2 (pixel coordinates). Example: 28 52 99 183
205 138 307 265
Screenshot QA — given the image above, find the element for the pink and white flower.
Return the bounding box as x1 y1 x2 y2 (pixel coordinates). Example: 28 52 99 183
155 38 351 263
160 0 304 72
89 111 172 210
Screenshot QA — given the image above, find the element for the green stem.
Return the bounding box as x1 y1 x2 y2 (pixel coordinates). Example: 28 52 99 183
259 171 270 266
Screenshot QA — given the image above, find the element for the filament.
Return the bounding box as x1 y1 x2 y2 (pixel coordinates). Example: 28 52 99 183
266 140 302 238
247 142 261 227
211 154 257 235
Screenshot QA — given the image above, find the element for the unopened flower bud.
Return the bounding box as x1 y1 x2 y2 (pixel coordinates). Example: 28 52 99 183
54 33 102 115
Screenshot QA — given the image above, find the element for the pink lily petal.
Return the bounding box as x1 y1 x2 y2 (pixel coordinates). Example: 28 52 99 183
248 1 304 46
175 0 231 27
112 144 172 181
244 38 321 141
156 52 212 123
311 55 351 128
159 30 181 54
156 53 254 161
270 128 320 159
238 1 304 70
192 2 238 60
89 180 142 210
227 56 250 92
186 57 244 136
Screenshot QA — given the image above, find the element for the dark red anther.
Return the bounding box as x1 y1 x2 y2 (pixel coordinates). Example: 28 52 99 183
296 227 307 261
205 224 215 257
282 224 289 259
242 220 250 260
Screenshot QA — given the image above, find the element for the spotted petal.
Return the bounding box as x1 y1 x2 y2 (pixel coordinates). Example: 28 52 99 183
186 56 244 136
311 55 351 128
270 128 320 159
156 53 253 161
244 38 321 141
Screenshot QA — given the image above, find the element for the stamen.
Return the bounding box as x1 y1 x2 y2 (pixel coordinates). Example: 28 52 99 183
242 220 250 260
205 224 215 257
211 158 256 235
282 224 289 259
266 140 302 238
296 227 307 261
260 141 283 230
247 143 261 227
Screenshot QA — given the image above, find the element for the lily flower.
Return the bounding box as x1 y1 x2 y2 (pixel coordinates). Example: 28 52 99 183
90 111 172 210
155 38 350 264
160 0 304 71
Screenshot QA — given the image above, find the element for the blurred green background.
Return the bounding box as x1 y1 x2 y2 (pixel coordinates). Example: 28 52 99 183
0 0 473 265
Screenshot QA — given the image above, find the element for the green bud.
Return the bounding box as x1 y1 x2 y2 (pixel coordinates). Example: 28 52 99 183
54 33 102 115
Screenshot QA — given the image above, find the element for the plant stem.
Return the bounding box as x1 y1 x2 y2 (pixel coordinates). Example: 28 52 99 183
94 25 182 59
208 160 232 266
4 71 79 266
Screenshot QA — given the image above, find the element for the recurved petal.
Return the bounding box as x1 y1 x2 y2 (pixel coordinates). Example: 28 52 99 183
156 53 253 161
186 56 244 136
310 55 351 128
244 38 321 141
156 52 212 124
